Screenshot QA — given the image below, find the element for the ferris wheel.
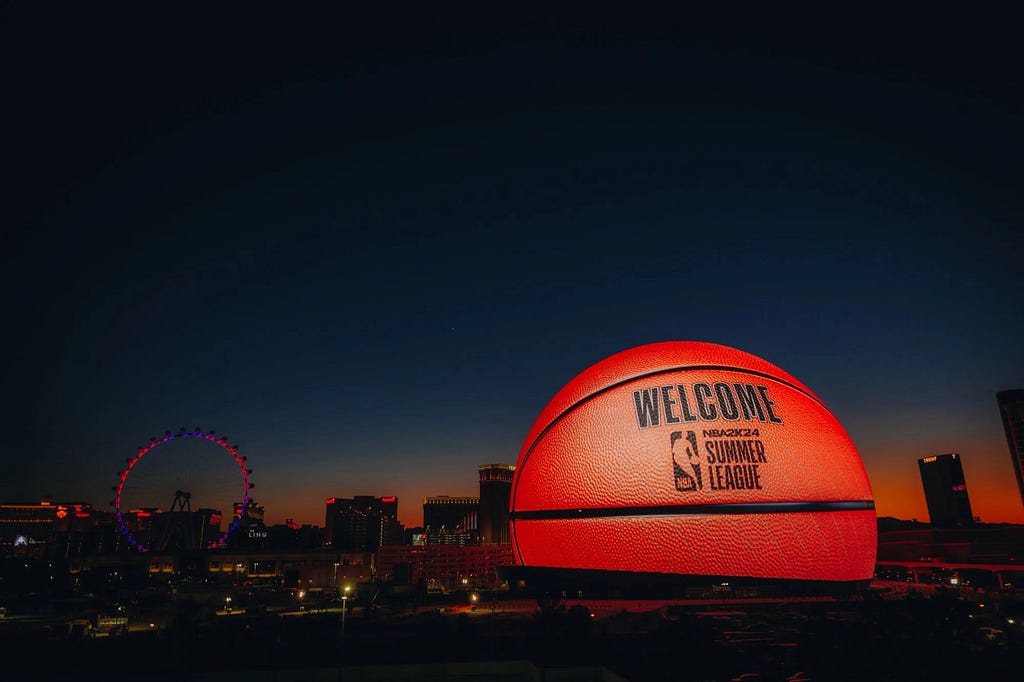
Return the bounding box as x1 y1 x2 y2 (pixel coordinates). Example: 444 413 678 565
112 428 254 552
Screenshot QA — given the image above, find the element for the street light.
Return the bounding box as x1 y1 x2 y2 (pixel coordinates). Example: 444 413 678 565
341 585 351 651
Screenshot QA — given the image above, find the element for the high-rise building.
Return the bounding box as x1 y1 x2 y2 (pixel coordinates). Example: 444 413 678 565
997 389 1024 511
423 496 478 533
478 464 515 545
918 454 974 527
324 496 403 550
423 496 479 545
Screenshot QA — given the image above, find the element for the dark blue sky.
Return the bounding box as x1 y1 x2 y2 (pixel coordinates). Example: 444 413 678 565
3 7 1022 526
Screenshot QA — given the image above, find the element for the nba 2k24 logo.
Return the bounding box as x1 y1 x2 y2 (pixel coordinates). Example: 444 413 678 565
670 429 768 492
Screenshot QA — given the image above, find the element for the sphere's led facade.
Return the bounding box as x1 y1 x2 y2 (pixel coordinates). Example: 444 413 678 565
510 341 877 583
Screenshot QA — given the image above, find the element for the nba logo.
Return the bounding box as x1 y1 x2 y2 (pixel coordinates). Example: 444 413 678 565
672 430 702 491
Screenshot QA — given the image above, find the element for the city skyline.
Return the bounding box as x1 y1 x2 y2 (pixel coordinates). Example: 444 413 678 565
3 400 1021 530
3 9 1022 530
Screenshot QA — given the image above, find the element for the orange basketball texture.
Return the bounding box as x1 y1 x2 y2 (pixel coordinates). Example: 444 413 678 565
510 341 877 582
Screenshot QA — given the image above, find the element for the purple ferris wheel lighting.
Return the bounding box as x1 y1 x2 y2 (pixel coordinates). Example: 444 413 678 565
113 428 253 553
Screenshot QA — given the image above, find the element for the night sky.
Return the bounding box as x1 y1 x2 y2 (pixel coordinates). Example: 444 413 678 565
3 7 1022 528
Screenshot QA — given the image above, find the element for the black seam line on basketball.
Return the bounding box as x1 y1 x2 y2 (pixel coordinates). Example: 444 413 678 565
510 363 831 533
510 500 876 521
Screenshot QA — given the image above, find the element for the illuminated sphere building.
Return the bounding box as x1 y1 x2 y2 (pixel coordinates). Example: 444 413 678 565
507 341 877 597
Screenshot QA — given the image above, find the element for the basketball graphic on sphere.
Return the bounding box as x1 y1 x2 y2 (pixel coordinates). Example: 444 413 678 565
509 341 877 583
